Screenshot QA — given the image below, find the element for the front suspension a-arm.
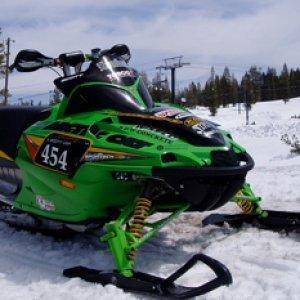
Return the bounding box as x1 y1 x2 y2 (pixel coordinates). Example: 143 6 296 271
100 201 189 277
64 200 233 298
203 183 300 232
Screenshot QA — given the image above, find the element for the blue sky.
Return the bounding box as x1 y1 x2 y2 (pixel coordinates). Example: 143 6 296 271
1 0 300 103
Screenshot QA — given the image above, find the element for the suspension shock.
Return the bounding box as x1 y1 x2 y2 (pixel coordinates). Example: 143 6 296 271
236 199 255 214
128 197 152 259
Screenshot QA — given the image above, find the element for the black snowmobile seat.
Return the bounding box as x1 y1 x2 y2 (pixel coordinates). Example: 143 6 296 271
0 106 50 159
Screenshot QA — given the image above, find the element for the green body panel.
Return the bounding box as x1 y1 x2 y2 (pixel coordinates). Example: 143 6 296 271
14 83 240 223
12 75 247 225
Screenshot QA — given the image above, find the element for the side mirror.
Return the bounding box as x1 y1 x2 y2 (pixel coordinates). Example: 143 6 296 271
11 49 54 72
108 44 131 63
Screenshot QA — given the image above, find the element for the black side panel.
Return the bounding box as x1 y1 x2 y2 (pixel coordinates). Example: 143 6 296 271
0 106 50 158
154 168 245 211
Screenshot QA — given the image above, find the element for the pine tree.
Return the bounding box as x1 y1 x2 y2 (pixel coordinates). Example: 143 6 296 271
208 66 215 83
196 82 202 105
248 66 262 103
241 72 252 109
186 81 198 106
207 75 219 116
208 87 218 116
262 68 277 101
280 63 290 103
49 88 62 105
289 68 300 98
230 76 239 106
177 60 300 110
219 66 232 107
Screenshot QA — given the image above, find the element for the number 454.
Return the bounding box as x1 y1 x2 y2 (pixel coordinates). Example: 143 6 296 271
41 144 68 171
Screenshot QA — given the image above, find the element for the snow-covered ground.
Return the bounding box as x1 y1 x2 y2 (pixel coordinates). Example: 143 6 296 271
0 99 299 300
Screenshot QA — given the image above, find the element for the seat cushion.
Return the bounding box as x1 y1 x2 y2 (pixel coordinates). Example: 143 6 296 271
0 106 50 159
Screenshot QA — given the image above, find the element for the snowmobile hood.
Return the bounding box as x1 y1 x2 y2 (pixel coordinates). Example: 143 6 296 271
117 106 226 147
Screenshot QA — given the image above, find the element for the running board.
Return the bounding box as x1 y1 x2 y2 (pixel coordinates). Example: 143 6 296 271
202 210 300 232
63 253 232 298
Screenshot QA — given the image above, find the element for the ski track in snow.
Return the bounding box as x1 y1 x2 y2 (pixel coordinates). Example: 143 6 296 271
0 99 299 299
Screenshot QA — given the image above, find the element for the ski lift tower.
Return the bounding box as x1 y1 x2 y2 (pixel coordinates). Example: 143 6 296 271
157 56 190 103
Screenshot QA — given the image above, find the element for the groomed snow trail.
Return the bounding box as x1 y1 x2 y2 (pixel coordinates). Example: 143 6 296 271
0 99 299 300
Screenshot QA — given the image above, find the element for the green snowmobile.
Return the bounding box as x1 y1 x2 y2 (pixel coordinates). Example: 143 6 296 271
0 44 298 298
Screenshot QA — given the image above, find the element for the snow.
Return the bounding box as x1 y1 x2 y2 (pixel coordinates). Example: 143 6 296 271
0 98 299 299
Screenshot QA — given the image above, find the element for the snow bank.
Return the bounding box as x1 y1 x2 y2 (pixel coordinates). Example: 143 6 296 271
0 98 299 299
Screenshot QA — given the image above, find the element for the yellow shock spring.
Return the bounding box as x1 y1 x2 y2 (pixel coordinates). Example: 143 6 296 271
128 197 152 259
237 199 255 214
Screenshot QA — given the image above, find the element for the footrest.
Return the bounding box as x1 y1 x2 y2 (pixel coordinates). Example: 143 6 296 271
63 253 232 298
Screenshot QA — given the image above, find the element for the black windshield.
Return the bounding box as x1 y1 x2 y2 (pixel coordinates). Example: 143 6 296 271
64 85 147 116
54 64 140 97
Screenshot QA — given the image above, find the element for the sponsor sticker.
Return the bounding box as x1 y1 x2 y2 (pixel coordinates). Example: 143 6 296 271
36 195 55 211
184 116 202 127
174 112 193 120
107 70 135 81
154 109 182 118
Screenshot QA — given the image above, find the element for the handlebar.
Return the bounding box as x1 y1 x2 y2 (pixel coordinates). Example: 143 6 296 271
11 44 131 75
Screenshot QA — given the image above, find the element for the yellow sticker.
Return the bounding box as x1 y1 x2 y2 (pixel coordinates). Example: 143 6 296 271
0 150 13 161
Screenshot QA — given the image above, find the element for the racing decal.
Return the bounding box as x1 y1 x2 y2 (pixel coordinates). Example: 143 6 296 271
86 145 141 161
174 112 193 120
24 135 46 161
154 108 182 118
120 125 175 144
25 135 45 147
118 111 206 128
0 150 13 161
106 70 136 81
192 120 211 132
118 112 182 125
36 195 55 211
84 151 135 161
183 116 202 127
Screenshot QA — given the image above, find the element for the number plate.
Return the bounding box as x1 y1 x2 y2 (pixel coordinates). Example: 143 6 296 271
35 133 90 175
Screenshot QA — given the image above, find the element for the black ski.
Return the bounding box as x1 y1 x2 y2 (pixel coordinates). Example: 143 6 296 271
203 210 300 232
64 253 232 299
